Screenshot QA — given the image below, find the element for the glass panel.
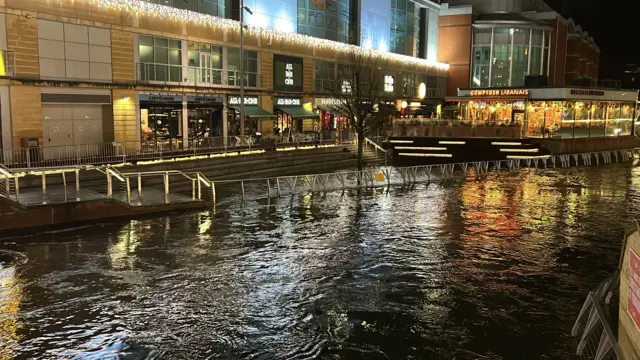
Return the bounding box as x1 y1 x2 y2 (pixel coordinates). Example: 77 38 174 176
169 39 181 49
573 102 590 138
140 45 154 63
511 45 527 87
154 37 168 47
154 47 168 64
139 36 153 46
188 51 199 67
493 28 510 45
471 47 490 87
530 47 542 76
170 66 182 82
491 45 509 87
200 44 212 53
169 49 181 65
188 42 199 52
155 64 168 82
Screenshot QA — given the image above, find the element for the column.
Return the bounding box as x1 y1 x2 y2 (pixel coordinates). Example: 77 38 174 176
222 94 228 146
182 95 189 149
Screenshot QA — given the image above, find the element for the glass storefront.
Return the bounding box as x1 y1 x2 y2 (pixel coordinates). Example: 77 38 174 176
526 101 635 139
456 99 636 139
187 96 224 147
140 95 183 150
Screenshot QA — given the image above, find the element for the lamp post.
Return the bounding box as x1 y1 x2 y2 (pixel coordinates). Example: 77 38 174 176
239 0 253 144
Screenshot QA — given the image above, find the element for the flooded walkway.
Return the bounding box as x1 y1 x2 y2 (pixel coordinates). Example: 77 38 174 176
1 165 638 359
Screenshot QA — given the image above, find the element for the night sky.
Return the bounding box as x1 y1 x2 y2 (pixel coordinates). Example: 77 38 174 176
545 0 640 80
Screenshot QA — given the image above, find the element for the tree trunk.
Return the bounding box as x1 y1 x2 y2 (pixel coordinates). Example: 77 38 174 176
357 131 364 171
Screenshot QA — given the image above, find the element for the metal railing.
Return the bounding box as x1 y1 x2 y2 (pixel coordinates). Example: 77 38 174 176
136 62 263 88
0 133 357 170
363 137 388 166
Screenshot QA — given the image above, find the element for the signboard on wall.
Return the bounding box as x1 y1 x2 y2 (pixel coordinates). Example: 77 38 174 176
139 94 182 103
228 96 259 106
187 95 223 105
384 75 394 93
273 54 303 93
275 98 302 106
628 249 640 330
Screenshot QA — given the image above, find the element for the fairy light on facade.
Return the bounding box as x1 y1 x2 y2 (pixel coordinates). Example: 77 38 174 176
87 0 450 71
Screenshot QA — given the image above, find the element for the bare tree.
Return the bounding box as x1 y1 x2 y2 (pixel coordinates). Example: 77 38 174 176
327 49 391 171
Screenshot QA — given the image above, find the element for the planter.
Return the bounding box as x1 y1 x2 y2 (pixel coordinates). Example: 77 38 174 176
452 126 474 137
392 122 407 136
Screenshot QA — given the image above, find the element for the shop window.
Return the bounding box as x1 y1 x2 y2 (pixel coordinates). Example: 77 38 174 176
139 35 182 82
491 45 509 87
471 47 490 87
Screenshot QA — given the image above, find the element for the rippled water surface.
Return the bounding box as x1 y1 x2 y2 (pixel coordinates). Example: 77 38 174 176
2 165 640 359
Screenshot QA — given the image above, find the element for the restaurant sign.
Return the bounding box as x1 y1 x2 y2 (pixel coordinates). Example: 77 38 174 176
470 89 529 96
276 98 301 106
139 94 182 102
229 96 259 105
570 89 605 96
187 95 223 104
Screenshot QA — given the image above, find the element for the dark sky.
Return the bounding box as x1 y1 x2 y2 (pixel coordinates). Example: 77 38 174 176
544 0 640 80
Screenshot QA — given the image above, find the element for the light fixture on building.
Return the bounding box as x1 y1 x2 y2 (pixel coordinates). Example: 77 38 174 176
401 101 408 109
122 96 130 100
418 83 426 99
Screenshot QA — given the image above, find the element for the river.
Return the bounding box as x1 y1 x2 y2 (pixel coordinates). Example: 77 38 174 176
1 164 638 359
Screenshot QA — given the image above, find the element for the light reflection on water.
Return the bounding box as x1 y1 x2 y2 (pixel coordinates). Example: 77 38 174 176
1 164 640 359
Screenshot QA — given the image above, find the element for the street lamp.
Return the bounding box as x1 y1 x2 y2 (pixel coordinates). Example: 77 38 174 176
239 1 253 143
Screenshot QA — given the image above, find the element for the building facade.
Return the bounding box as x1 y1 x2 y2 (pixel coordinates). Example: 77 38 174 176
437 0 600 96
0 0 448 153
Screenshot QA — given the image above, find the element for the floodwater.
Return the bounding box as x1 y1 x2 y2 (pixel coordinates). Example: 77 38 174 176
1 164 639 360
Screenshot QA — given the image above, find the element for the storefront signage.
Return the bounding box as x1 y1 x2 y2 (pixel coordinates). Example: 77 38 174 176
316 98 342 106
470 89 529 96
228 96 259 106
187 95 223 105
628 249 640 330
273 54 303 92
384 75 394 93
139 94 182 102
342 80 352 94
570 89 605 96
276 98 301 106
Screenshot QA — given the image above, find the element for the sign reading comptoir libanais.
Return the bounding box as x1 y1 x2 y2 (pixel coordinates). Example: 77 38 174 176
628 249 640 330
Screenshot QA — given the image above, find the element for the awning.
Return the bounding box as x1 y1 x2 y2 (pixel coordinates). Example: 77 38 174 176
275 105 317 119
229 105 276 118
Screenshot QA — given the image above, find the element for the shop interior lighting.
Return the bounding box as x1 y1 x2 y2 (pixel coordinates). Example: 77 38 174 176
88 0 449 71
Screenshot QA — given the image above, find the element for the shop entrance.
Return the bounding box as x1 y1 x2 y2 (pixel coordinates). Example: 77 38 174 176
140 95 183 151
188 104 223 148
42 105 104 148
199 53 221 85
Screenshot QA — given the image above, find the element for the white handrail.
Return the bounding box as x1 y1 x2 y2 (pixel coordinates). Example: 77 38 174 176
364 137 387 153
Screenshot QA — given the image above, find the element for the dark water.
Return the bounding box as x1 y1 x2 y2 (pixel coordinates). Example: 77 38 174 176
1 165 639 360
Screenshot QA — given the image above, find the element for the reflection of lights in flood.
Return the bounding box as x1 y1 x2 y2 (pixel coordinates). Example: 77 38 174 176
0 265 23 356
109 221 141 269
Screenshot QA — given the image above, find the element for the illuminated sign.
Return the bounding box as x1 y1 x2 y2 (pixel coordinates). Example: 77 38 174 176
470 89 529 96
570 89 605 96
316 98 342 106
341 80 352 94
229 96 259 105
384 75 394 93
274 54 303 92
187 95 223 104
139 94 182 102
276 98 302 106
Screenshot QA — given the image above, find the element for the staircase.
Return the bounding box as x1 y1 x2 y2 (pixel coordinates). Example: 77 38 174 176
347 139 388 167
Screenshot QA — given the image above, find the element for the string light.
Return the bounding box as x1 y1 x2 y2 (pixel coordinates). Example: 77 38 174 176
87 0 450 71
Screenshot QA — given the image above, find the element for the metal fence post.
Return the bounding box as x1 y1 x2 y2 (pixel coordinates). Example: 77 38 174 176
267 179 271 198
42 173 46 194
191 178 196 199
241 181 245 201
276 178 281 197
126 177 131 204
14 174 19 201
62 172 67 201
212 181 216 206
75 169 80 193
164 172 169 204
107 169 113 198
137 174 142 199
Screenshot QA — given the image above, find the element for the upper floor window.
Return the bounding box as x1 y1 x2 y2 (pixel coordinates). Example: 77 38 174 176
314 60 337 93
228 48 259 87
139 35 182 82
297 0 350 44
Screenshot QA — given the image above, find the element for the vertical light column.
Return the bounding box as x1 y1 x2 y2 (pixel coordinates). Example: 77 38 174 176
508 28 514 86
222 95 228 146
540 31 545 75
527 29 532 75
546 32 552 78
488 28 494 87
